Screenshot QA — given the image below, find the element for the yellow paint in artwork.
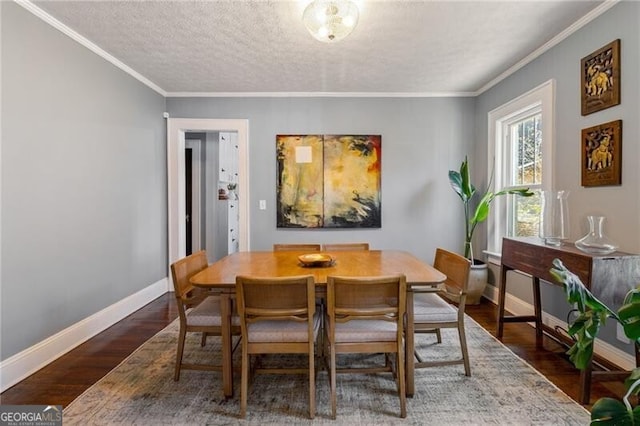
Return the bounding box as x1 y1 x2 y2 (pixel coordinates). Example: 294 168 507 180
323 135 379 219
277 135 324 227
277 134 381 228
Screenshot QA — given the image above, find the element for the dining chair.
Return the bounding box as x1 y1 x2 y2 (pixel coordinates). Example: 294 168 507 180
169 250 241 381
235 274 320 419
413 247 472 376
273 243 324 352
326 274 407 419
322 243 370 251
273 243 321 252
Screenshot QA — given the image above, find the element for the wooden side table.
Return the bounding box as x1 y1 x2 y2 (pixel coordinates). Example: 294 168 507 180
497 236 640 404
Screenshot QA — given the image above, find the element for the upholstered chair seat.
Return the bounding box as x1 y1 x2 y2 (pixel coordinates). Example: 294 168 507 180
413 293 458 323
334 319 397 342
245 312 321 343
186 296 241 327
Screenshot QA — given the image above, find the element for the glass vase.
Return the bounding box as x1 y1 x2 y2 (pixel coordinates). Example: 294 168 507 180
575 215 618 255
539 190 570 246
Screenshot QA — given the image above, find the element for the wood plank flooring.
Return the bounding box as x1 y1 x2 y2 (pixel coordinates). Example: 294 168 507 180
0 294 628 410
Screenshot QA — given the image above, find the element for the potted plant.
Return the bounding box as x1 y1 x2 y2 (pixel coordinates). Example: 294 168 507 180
448 156 534 303
550 259 640 424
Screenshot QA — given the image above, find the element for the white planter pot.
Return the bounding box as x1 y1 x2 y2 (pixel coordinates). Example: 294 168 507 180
467 259 488 305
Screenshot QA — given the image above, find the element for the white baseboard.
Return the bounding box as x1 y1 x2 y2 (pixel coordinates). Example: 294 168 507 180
483 284 636 371
0 278 170 392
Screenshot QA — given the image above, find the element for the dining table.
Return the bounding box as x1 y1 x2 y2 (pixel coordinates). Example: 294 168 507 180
189 249 446 398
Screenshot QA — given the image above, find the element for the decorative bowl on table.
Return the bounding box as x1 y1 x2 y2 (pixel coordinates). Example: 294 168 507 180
298 253 334 267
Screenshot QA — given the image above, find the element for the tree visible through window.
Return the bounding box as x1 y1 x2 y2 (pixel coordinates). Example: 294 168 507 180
487 80 554 256
509 113 542 238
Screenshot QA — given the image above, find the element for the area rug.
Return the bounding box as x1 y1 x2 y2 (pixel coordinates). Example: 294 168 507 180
63 316 589 425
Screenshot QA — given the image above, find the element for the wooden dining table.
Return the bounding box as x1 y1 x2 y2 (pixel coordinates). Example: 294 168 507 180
189 249 446 398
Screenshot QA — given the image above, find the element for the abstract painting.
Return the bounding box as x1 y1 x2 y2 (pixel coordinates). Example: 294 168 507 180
276 135 381 228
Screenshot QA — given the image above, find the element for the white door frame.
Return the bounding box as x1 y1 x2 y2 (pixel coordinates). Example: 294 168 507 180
185 139 202 252
167 118 249 281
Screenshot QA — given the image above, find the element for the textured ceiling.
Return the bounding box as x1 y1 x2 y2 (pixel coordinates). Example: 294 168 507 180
30 0 608 95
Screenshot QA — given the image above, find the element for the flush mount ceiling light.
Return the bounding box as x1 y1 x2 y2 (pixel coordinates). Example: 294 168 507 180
302 0 360 43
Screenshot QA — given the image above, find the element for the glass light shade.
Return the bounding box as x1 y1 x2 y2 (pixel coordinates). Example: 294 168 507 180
303 0 359 43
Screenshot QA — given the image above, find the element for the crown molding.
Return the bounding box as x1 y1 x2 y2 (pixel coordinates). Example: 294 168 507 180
476 0 620 95
17 0 619 99
15 0 167 97
165 91 476 98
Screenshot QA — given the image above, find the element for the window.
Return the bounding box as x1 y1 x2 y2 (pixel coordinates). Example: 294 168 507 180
487 80 555 256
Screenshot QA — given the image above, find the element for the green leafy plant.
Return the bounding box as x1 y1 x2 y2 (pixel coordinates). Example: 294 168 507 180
550 258 640 425
448 156 534 261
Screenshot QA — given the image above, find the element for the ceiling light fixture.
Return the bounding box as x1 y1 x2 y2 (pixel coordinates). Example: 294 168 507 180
302 0 359 43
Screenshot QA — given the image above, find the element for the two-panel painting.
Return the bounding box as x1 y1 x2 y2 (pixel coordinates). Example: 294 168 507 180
276 135 381 228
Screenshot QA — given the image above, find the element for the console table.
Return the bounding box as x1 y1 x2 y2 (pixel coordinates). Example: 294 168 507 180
497 236 640 404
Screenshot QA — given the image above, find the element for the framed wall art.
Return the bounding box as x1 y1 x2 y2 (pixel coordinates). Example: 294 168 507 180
581 39 620 116
581 120 622 187
276 134 381 228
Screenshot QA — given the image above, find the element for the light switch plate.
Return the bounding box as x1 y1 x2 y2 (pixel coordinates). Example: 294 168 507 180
259 200 266 210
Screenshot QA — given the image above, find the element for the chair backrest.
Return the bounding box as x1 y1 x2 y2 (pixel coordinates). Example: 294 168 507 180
327 275 406 326
170 251 209 321
273 244 321 252
433 248 471 307
236 275 316 326
322 243 369 251
170 250 209 299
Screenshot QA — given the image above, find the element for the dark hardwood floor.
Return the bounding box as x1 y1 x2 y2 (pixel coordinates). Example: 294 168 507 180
0 294 627 409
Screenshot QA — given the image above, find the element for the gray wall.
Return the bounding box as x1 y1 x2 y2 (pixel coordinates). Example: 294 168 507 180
1 3 167 359
167 97 476 263
475 1 640 352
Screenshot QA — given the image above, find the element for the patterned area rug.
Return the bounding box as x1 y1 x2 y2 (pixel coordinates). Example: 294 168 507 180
63 317 589 425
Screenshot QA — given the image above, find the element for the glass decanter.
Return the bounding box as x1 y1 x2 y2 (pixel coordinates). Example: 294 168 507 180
574 215 618 255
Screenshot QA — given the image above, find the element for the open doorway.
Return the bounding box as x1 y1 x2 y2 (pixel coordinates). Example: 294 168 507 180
184 138 203 256
167 118 249 281
185 145 192 255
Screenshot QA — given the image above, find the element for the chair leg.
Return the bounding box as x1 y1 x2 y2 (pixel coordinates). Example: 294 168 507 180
385 353 394 375
174 327 187 381
330 344 337 420
458 324 471 377
201 332 207 347
436 328 442 344
397 345 407 418
309 346 316 419
317 300 325 358
240 347 249 418
387 353 397 379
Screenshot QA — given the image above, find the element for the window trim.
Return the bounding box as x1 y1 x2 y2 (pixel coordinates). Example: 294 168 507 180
487 79 555 257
